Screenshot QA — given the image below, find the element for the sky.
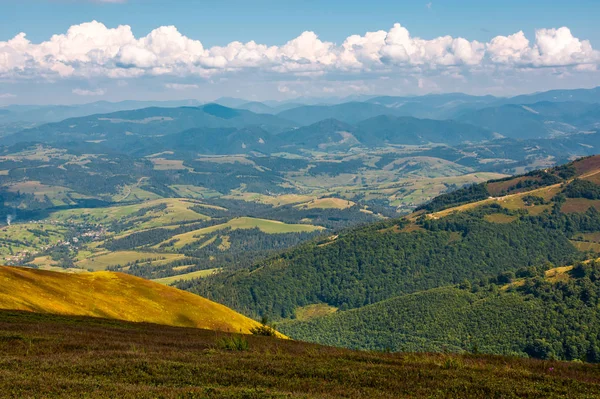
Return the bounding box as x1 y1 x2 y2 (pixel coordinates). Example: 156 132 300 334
1 0 599 105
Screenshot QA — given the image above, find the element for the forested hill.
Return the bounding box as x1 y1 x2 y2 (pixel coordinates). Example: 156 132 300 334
184 154 600 360
191 155 600 319
278 261 600 362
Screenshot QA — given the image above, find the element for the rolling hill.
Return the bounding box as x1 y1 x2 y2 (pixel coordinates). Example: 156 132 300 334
192 155 600 359
0 265 267 334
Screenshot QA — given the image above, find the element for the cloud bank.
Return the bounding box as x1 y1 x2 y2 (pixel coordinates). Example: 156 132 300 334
0 21 597 83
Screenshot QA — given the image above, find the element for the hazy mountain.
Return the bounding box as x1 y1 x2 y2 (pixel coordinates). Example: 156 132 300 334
0 99 204 125
151 126 280 155
2 104 295 146
367 93 498 119
355 115 494 146
278 119 362 150
237 101 276 114
456 101 600 139
499 86 600 105
277 102 401 125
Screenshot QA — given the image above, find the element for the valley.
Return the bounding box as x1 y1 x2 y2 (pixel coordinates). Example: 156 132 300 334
5 4 600 396
2 86 600 396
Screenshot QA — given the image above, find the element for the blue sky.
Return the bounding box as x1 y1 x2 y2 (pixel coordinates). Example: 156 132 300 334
1 0 599 104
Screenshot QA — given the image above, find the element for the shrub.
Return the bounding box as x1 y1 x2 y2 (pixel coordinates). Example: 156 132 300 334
250 325 277 337
216 335 249 351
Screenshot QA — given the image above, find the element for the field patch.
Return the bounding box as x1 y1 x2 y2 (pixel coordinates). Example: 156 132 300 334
52 198 210 232
160 217 323 250
295 197 355 210
562 198 600 214
484 214 517 224
571 241 600 253
487 176 541 196
152 268 222 285
76 251 185 271
545 266 574 283
293 304 338 321
150 158 190 171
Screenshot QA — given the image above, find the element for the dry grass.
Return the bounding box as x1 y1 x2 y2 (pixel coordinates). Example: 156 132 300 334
545 266 574 283
158 217 323 250
573 155 600 175
152 268 222 285
562 199 600 214
293 304 338 321
295 197 355 210
571 241 600 253
76 251 185 271
150 158 189 170
484 214 518 224
0 266 267 335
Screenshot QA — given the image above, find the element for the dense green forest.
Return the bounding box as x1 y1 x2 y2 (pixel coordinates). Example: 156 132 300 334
192 205 583 318
278 262 600 362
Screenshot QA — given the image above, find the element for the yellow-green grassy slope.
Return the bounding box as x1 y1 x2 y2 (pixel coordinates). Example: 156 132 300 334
0 266 267 335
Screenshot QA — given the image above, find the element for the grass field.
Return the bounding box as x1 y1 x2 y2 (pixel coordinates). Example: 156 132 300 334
76 251 186 271
149 158 190 170
562 198 600 214
0 310 598 398
571 241 600 253
295 197 355 210
226 192 316 206
5 181 75 206
158 217 324 249
0 266 264 334
0 223 68 261
51 198 210 231
293 304 338 321
152 268 222 285
484 213 518 224
169 185 222 199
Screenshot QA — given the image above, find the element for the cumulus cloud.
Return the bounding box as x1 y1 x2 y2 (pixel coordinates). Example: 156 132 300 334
72 88 106 96
0 21 598 82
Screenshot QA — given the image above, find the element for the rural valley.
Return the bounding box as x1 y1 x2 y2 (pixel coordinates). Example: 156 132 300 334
2 3 600 396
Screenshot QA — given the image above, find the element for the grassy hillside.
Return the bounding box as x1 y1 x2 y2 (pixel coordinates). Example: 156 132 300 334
0 266 265 334
0 310 599 398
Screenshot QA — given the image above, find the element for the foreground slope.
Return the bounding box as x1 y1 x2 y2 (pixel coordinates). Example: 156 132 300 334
0 266 263 334
1 310 599 398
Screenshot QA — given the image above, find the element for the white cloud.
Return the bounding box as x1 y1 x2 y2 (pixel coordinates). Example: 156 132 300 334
0 21 598 83
72 88 106 96
165 83 199 90
0 93 16 99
